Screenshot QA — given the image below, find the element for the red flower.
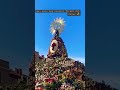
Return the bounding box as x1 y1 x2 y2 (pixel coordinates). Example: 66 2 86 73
35 87 43 90
52 43 56 50
45 78 55 83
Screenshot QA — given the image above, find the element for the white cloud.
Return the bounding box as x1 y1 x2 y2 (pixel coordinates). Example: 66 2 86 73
35 49 85 64
69 56 85 65
35 48 48 57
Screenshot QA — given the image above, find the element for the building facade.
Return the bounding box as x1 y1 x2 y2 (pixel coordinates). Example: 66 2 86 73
0 59 29 90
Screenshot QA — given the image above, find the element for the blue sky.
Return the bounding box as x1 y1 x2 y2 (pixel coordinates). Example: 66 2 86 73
35 0 85 64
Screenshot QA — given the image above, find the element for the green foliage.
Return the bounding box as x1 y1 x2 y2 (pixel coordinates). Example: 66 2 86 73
72 81 85 90
15 80 28 90
44 81 62 90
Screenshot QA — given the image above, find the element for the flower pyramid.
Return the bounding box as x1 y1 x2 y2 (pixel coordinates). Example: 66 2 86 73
35 36 85 90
